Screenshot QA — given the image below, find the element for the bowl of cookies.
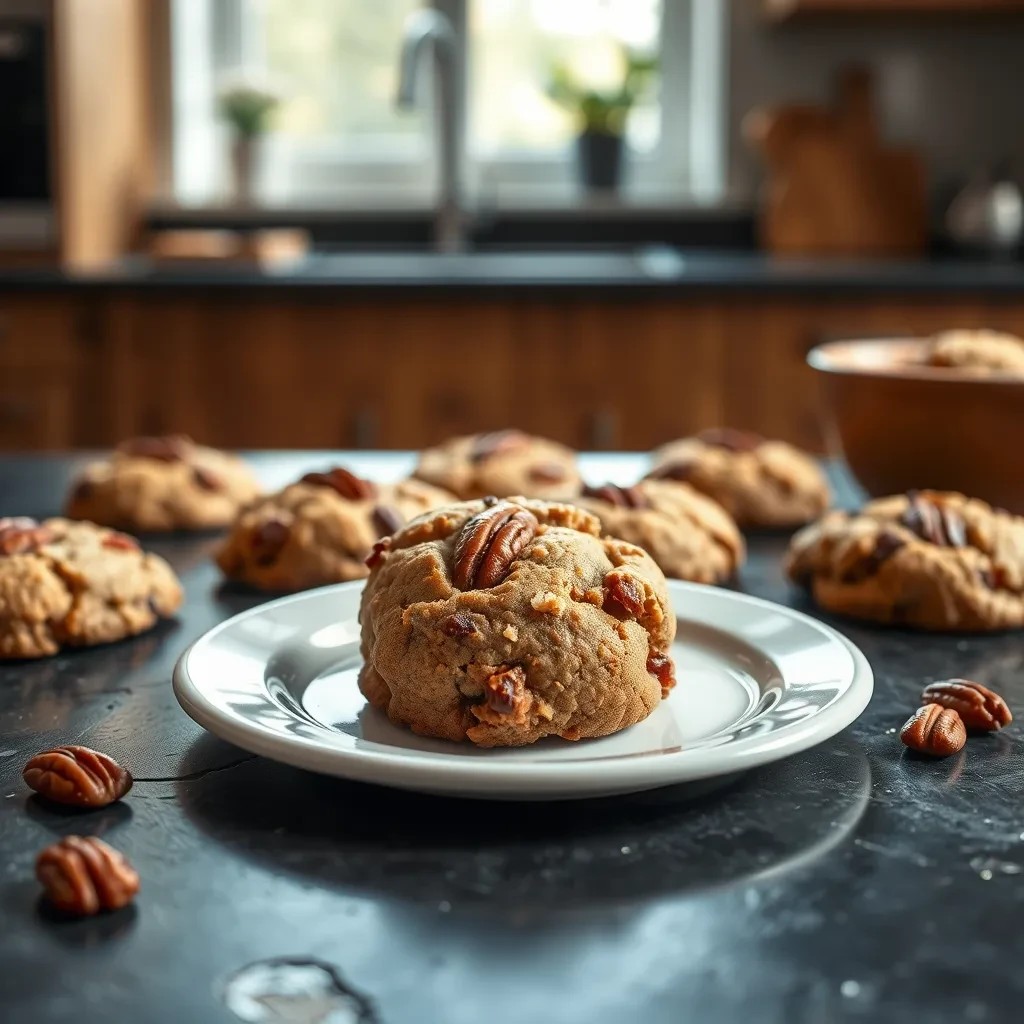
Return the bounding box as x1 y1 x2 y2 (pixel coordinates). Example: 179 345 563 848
808 329 1024 514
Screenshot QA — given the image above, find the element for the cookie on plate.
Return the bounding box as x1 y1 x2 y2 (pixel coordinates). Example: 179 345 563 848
576 480 744 584
359 497 676 747
66 435 261 533
786 490 1024 631
413 430 581 501
216 467 455 592
0 517 182 659
648 427 831 529
923 329 1024 374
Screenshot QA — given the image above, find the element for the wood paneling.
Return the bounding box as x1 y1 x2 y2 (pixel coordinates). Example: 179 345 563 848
4 289 1024 452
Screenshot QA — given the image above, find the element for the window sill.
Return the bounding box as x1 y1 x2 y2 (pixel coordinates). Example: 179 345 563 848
144 197 756 251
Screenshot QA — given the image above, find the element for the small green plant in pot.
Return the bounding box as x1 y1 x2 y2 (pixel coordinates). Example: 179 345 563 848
217 77 280 205
547 47 657 193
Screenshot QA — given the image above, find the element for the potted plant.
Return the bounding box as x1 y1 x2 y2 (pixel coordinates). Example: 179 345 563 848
217 77 280 205
547 48 657 194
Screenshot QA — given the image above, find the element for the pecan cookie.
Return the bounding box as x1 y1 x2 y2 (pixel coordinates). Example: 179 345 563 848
0 517 182 659
66 435 261 533
216 467 455 592
576 480 744 584
786 490 1024 631
413 430 581 501
648 428 830 529
359 498 676 747
923 329 1024 374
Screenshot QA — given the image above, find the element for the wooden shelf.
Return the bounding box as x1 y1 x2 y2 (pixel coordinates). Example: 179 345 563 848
766 0 1024 20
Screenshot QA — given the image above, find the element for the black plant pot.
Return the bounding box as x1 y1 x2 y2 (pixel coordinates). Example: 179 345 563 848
576 130 624 193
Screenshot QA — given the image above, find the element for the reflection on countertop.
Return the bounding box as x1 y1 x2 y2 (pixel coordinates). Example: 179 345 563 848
5 249 1024 294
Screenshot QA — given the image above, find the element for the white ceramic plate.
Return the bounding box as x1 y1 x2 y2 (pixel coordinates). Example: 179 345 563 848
173 581 873 800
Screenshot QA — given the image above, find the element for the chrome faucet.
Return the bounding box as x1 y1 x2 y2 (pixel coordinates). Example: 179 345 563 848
397 8 466 252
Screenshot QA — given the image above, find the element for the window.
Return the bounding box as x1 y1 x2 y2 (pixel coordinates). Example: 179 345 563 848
169 0 725 206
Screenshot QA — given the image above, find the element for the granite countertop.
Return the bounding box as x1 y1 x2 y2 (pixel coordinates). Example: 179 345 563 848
4 250 1024 295
1 453 1022 1024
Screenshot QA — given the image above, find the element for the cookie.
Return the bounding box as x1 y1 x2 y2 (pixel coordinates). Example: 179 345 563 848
648 428 831 529
359 497 676 747
924 329 1024 374
66 435 261 533
216 467 455 592
576 480 744 584
414 430 581 501
0 517 182 659
786 490 1024 631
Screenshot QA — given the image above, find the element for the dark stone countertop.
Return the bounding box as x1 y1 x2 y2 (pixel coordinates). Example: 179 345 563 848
5 250 1024 296
1 453 1022 1024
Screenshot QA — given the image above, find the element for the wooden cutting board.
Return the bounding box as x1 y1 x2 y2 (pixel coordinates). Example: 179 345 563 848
745 67 927 256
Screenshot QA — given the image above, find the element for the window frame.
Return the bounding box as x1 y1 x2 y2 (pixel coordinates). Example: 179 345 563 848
164 0 726 207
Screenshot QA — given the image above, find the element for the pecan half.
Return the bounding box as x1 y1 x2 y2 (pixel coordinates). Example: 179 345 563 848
697 427 764 453
602 570 646 619
372 504 404 537
23 745 133 808
251 519 289 565
469 430 529 462
647 650 676 696
300 467 377 501
0 517 54 557
841 529 906 583
582 483 650 509
36 836 139 916
192 466 223 492
117 435 191 461
921 679 1012 732
529 461 569 484
900 492 967 548
452 502 539 590
900 703 967 756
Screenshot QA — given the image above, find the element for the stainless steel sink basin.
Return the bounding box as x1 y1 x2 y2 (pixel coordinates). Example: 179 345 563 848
284 247 689 283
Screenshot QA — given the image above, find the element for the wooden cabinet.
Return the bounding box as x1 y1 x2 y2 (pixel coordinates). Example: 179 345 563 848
2 288 1024 453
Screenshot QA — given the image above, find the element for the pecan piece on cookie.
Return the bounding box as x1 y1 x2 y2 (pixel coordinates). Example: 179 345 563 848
582 483 650 509
921 679 1012 732
477 667 528 724
900 703 967 756
117 434 192 462
900 492 967 548
697 427 764 453
250 519 290 565
840 529 905 583
300 467 377 501
469 429 530 462
602 569 646 619
647 650 676 696
0 517 55 556
529 461 569 484
452 502 539 590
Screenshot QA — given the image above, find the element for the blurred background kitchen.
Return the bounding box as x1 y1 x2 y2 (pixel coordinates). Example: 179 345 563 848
3 0 1024 454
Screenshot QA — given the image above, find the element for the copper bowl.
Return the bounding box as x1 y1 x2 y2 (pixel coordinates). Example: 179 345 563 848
808 338 1024 513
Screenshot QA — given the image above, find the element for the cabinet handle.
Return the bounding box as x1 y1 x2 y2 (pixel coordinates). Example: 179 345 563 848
351 409 379 449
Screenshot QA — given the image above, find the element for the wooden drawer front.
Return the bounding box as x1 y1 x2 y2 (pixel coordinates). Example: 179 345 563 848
0 372 74 450
0 297 84 369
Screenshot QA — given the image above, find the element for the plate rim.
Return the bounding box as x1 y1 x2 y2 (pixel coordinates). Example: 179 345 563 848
172 581 873 795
